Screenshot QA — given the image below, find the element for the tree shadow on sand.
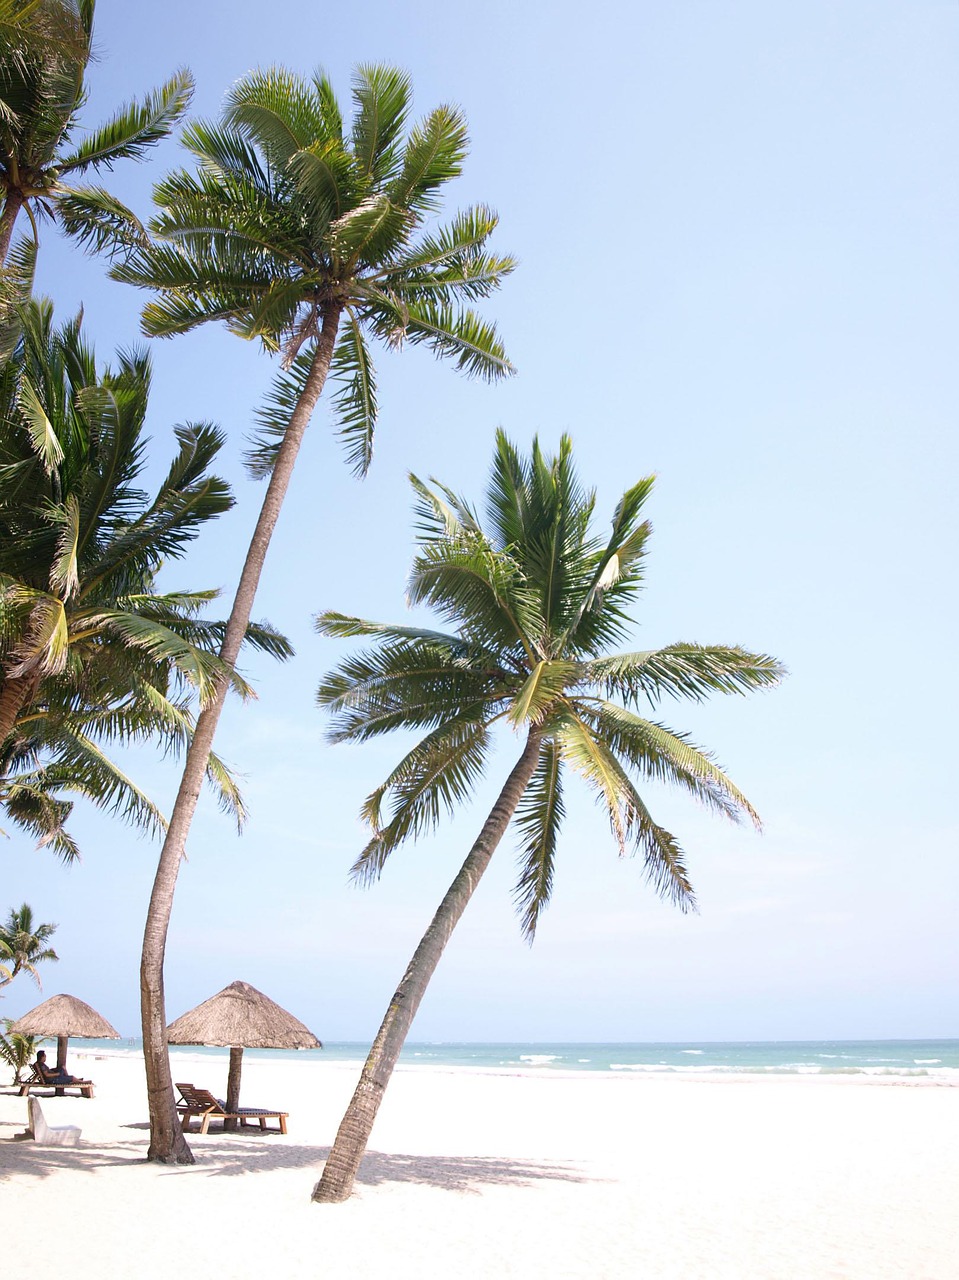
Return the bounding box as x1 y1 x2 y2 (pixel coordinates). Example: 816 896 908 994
1 1129 601 1193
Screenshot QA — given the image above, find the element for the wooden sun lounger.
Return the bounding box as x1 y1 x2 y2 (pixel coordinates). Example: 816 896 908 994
18 1064 94 1099
175 1083 288 1135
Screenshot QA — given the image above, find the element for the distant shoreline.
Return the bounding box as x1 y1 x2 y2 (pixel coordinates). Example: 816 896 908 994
62 1036 959 1084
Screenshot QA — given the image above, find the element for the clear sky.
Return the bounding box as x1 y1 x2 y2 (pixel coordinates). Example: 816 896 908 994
3 0 957 1043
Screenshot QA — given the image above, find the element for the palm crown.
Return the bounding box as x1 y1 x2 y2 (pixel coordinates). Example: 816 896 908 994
318 432 785 936
0 0 192 262
0 300 291 856
0 902 57 988
112 64 516 1164
112 63 515 476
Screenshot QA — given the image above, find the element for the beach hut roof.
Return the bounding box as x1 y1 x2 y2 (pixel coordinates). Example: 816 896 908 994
166 980 321 1050
9 993 120 1039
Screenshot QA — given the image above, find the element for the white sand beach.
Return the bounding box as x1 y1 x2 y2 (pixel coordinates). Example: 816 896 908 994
2 1051 957 1279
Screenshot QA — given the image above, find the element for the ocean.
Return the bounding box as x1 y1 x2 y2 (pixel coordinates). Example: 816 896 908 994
71 1038 959 1081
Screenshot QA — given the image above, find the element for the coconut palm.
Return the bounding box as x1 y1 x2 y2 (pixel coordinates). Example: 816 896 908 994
0 0 192 263
0 299 291 856
310 432 784 1201
109 62 515 1163
0 902 57 988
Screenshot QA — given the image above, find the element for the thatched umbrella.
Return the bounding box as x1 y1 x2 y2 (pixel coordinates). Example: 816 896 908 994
10 993 120 1077
166 980 321 1127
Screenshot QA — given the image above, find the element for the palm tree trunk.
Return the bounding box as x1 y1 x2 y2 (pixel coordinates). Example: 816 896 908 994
312 727 544 1204
140 304 344 1163
0 190 24 265
0 671 40 747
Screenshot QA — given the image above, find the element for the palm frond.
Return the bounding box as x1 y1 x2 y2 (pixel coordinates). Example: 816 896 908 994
509 659 580 726
56 69 194 173
78 609 226 704
407 535 533 657
204 748 247 829
36 727 167 838
371 295 514 381
351 64 411 182
329 311 377 476
512 738 564 939
16 372 62 470
48 490 79 598
351 717 490 884
329 194 411 267
245 346 313 479
54 185 146 257
225 66 333 167
588 644 786 706
583 702 761 827
388 103 468 213
0 779 78 861
409 472 483 542
560 711 696 909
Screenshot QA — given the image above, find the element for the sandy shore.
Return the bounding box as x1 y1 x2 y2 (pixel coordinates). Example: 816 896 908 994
1 1051 957 1279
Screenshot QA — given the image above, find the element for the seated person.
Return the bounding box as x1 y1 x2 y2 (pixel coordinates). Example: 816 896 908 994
34 1049 79 1085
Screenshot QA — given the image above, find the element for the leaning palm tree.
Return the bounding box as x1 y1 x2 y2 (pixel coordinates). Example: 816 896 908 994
0 0 192 263
110 63 514 1163
311 432 784 1202
0 299 291 855
0 902 57 988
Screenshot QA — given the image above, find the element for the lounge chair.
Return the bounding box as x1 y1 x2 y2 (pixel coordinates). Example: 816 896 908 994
18 1063 95 1099
175 1083 288 1135
27 1096 81 1146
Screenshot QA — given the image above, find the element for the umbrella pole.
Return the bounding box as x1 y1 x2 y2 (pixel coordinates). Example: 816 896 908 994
225 1046 243 1132
55 1035 69 1098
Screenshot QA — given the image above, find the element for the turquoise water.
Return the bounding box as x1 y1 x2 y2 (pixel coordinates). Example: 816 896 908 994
71 1038 959 1080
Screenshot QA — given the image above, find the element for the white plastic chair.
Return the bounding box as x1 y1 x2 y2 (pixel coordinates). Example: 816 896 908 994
28 1096 81 1146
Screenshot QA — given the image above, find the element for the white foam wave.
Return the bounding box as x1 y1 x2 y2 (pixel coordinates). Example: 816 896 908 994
519 1054 559 1065
681 1049 704 1055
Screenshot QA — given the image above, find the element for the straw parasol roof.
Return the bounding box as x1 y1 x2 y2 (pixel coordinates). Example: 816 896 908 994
166 980 321 1050
10 993 120 1073
167 980 321 1126
10 993 120 1040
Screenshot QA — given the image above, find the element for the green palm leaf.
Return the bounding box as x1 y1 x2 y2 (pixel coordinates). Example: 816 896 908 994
330 312 377 476
388 104 468 213
57 70 194 173
350 64 411 182
352 717 490 885
513 739 564 939
588 643 786 705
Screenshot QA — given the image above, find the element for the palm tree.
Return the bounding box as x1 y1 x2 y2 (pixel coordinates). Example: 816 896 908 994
0 0 192 263
0 902 57 988
110 63 515 1163
0 299 291 855
310 432 784 1201
0 1020 40 1082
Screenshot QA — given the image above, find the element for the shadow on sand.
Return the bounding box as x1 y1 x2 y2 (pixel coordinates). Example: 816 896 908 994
1 1124 597 1193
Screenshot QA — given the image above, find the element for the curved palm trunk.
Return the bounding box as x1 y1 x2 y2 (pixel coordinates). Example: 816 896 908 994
0 190 25 265
312 728 544 1204
140 305 343 1163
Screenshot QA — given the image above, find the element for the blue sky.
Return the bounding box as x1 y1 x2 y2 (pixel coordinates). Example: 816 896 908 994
3 0 957 1042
